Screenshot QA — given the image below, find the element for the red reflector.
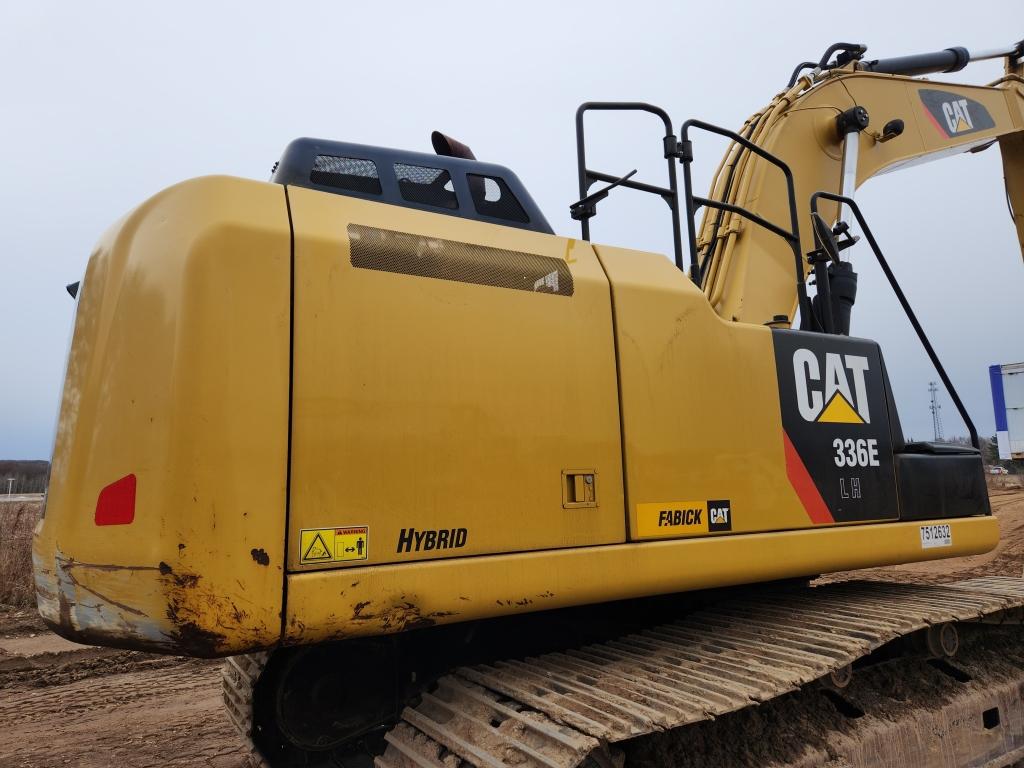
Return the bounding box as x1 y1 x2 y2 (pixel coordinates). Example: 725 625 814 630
95 474 136 526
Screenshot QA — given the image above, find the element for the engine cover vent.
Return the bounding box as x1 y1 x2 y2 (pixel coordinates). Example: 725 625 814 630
348 224 573 297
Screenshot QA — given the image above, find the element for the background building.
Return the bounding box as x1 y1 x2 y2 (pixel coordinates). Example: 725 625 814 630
990 362 1024 460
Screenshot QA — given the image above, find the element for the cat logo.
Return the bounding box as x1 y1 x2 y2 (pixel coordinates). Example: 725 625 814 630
940 99 974 135
919 89 995 139
708 500 732 532
792 349 870 425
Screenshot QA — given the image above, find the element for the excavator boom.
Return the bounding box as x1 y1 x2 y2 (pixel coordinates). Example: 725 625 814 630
697 42 1024 326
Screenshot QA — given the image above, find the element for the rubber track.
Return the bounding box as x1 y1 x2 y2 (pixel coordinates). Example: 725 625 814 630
373 578 1024 768
222 651 269 767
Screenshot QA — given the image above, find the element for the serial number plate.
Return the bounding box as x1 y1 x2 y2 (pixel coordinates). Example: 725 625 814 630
920 524 952 549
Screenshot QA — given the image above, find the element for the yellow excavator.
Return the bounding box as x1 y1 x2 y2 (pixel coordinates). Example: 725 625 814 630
32 39 1024 767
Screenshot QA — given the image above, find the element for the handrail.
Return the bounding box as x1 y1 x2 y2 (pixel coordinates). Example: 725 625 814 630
574 102 685 272
679 119 813 326
810 191 979 449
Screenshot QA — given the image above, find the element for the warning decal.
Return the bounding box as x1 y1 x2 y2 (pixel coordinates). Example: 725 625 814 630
299 526 369 565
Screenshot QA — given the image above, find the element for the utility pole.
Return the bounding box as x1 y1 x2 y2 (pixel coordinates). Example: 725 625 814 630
929 381 944 442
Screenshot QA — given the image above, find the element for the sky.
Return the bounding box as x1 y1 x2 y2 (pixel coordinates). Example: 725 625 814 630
1 1 1022 459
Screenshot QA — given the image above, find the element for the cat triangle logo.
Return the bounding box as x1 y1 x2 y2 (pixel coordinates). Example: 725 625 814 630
817 391 865 424
954 116 969 134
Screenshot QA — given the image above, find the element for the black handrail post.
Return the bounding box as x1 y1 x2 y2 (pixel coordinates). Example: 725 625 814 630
810 191 980 449
781 165 813 330
665 148 686 274
574 106 591 242
678 134 701 281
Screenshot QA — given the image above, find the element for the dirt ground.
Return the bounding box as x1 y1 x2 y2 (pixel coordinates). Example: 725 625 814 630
0 500 249 768
2 487 1024 768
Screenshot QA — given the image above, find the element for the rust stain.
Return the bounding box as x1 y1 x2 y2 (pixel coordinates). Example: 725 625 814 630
165 619 226 656
160 567 234 656
228 601 248 624
496 597 536 607
57 583 72 628
172 573 199 589
350 599 455 632
250 548 270 566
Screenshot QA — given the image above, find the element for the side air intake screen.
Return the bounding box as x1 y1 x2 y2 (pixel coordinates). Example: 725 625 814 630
394 163 459 209
348 224 573 297
311 155 382 194
468 174 530 223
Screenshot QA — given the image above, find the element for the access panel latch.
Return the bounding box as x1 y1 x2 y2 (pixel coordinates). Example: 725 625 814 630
563 470 597 508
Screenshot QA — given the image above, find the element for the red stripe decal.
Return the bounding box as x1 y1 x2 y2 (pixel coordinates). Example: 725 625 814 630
923 105 950 137
783 431 833 524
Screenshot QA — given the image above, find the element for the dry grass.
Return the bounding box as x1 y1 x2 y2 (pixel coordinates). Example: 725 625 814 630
989 474 1024 491
0 501 42 607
